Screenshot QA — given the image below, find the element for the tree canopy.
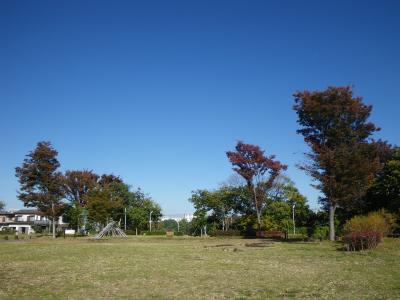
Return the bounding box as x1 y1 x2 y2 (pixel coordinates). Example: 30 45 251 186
226 141 287 230
15 141 65 238
293 86 386 240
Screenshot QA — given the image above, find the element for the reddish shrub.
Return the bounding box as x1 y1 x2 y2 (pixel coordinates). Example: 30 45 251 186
256 231 285 239
343 231 382 251
212 230 242 237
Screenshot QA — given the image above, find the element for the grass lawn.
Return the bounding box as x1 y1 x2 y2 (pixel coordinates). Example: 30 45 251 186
0 236 399 299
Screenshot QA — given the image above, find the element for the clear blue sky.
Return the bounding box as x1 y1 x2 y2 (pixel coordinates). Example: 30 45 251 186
1 0 399 215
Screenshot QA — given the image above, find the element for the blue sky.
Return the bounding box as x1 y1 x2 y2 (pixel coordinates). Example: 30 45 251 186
1 0 399 215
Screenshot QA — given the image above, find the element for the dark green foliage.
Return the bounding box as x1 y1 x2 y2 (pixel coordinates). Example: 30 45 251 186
363 148 400 215
312 225 329 240
127 196 162 232
31 225 44 234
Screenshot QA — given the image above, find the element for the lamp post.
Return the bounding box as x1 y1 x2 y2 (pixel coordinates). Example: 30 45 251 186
175 219 180 232
149 211 153 232
124 207 127 231
292 204 296 235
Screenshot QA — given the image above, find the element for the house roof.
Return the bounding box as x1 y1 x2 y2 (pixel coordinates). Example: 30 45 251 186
14 209 43 215
0 210 15 215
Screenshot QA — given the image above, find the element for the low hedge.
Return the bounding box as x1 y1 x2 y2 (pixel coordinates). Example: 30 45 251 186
343 231 382 251
211 230 242 237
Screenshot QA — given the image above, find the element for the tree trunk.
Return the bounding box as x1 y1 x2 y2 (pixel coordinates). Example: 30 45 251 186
253 185 262 231
256 210 261 231
51 202 56 239
329 203 336 241
52 217 56 239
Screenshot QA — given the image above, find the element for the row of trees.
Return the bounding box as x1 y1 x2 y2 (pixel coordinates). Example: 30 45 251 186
189 86 399 240
189 175 312 236
15 141 162 238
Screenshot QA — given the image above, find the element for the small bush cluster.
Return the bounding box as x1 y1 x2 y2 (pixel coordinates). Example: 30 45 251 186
312 225 329 241
344 210 395 237
342 210 396 251
343 231 382 251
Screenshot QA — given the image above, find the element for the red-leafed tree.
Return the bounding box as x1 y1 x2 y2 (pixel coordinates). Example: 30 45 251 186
293 86 385 240
15 141 65 238
63 170 99 230
226 141 287 230
63 170 99 207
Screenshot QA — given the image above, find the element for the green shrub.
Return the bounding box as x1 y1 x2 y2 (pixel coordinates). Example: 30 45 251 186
293 227 308 236
343 210 396 237
31 225 44 234
0 228 15 235
312 225 329 240
4 235 8 240
124 230 138 235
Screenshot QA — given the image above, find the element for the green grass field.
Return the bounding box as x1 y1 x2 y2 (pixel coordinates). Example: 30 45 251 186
0 236 399 299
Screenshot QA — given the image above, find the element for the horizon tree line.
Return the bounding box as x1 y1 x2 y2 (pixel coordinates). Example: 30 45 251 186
13 85 399 240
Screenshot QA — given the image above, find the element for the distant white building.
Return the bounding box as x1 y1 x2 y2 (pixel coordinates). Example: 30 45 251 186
161 213 194 223
0 209 66 234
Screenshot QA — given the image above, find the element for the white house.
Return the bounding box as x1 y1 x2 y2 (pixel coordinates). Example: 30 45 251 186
0 209 66 234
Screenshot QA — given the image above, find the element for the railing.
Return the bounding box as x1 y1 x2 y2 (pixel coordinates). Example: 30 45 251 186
33 220 51 225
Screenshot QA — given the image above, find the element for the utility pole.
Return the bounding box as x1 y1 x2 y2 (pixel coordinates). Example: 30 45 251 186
149 211 153 232
175 219 180 232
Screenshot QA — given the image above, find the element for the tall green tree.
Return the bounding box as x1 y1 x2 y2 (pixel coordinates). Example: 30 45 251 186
263 177 311 232
127 198 162 233
0 200 5 211
189 187 242 231
364 147 400 214
15 141 65 238
293 86 384 240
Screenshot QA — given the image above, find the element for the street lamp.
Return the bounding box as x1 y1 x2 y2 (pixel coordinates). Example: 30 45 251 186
149 211 153 232
292 204 296 235
124 207 127 231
